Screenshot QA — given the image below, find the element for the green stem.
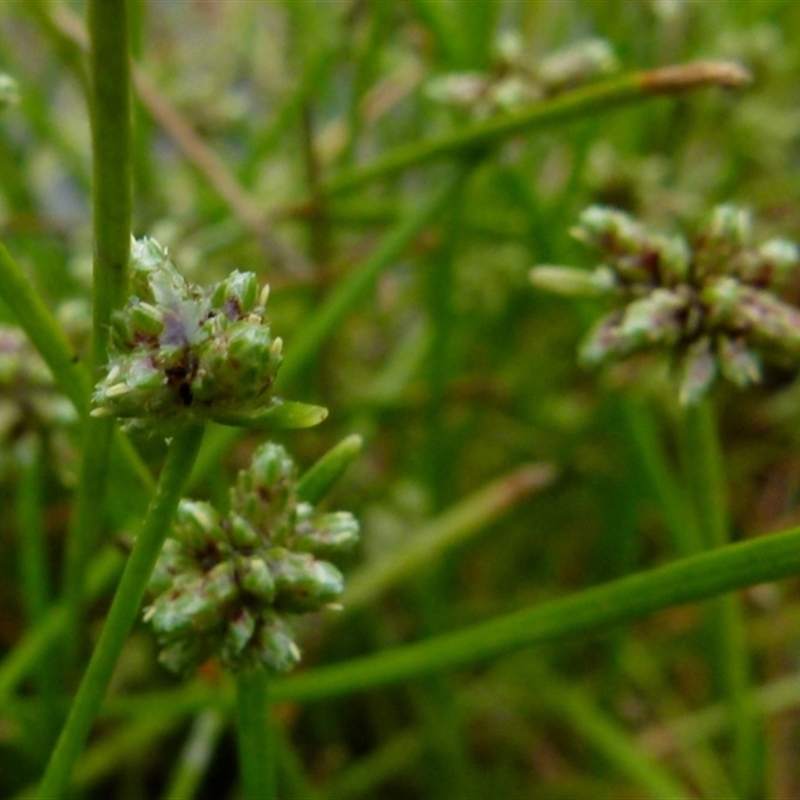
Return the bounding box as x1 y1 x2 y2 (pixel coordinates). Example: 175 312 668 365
274 522 800 703
322 61 749 196
236 669 275 800
62 0 133 661
680 401 727 549
617 399 720 796
16 436 50 637
63 421 114 647
0 240 89 414
621 398 704 556
537 669 691 800
39 424 204 798
88 0 132 352
680 400 757 797
15 434 58 739
0 549 124 711
423 168 463 511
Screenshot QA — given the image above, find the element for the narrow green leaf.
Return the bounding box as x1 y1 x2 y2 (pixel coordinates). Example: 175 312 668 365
297 435 363 504
275 523 800 702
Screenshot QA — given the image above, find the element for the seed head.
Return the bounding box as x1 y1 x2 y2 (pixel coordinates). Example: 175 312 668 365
92 238 286 429
145 442 360 674
532 205 800 403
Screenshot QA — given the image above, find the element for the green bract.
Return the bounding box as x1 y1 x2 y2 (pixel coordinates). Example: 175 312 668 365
144 442 360 674
92 238 293 429
530 205 800 403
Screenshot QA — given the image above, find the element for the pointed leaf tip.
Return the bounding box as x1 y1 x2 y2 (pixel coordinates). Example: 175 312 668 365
213 401 328 430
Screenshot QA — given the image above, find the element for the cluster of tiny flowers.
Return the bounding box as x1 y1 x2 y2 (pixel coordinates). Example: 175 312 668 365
531 205 800 403
144 442 360 674
426 34 617 118
92 238 283 429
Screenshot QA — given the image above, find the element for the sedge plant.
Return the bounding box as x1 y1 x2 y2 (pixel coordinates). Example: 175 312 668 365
40 232 347 797
8 2 800 798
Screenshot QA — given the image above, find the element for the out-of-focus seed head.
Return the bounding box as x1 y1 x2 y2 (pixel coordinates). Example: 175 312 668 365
534 204 800 403
538 38 619 93
426 35 616 118
0 73 19 110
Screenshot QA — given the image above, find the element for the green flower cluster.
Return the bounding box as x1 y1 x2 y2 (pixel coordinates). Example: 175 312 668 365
144 442 360 674
92 238 283 429
531 205 800 404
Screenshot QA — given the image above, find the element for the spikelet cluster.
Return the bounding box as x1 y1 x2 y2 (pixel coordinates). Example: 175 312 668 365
144 442 360 674
92 238 283 429
531 205 800 403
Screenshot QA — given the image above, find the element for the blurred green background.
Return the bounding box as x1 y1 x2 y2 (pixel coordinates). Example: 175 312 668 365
4 1 800 797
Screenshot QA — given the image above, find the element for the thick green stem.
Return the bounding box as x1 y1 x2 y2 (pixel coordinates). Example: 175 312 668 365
16 436 50 638
88 0 132 351
39 424 204 798
63 423 114 647
680 400 757 797
423 170 463 511
236 669 275 800
62 0 133 659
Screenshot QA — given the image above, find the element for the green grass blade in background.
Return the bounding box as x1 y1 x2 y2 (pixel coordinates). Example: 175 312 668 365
343 464 556 612
276 523 800 702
